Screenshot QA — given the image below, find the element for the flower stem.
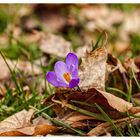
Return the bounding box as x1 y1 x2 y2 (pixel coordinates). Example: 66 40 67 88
77 85 81 91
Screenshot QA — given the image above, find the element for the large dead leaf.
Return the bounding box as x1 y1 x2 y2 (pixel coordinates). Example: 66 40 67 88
67 88 132 113
88 112 140 136
46 88 132 120
0 109 57 136
39 33 71 58
79 47 107 90
0 109 34 135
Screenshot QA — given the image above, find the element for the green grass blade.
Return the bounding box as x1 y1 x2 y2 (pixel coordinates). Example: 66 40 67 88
52 99 106 121
30 106 86 136
95 103 123 136
92 32 104 52
107 87 128 97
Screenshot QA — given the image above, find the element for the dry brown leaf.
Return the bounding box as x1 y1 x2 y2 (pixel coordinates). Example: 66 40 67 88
79 47 108 90
46 88 132 120
0 109 57 136
96 89 132 112
62 112 94 124
107 53 126 74
67 88 132 113
88 112 140 136
33 116 52 126
62 112 99 129
39 33 71 58
129 106 140 114
0 109 34 135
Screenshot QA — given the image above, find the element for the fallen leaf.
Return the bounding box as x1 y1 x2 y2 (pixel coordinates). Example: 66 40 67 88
46 88 132 120
63 112 94 123
39 33 71 58
88 112 140 136
0 109 57 136
129 106 140 114
107 53 126 74
63 112 99 129
106 54 129 91
0 109 34 135
96 89 132 112
79 46 108 90
68 88 132 113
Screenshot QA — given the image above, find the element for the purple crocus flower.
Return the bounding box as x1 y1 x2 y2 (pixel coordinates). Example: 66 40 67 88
46 52 80 89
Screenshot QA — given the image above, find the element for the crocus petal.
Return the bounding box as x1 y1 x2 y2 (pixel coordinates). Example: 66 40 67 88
66 53 78 71
46 71 59 87
69 78 80 89
57 79 69 88
54 61 68 82
71 67 79 78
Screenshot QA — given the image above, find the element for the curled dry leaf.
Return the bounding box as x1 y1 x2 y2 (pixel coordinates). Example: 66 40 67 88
0 109 57 136
79 46 108 90
107 53 126 74
88 112 140 136
106 54 128 89
39 33 71 58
